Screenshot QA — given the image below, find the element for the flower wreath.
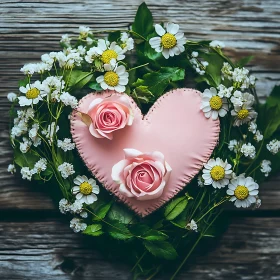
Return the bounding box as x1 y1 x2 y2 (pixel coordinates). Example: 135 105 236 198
7 3 280 279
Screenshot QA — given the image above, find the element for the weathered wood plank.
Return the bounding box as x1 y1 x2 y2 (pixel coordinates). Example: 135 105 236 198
0 217 279 279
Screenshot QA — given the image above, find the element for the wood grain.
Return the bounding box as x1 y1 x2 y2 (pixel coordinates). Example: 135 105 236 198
0 0 280 279
0 217 279 280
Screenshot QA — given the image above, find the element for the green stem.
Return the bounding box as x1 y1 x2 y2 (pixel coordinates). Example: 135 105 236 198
129 63 149 72
170 209 223 280
131 251 147 272
146 265 162 280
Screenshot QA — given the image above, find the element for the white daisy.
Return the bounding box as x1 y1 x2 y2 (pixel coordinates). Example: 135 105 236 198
231 103 257 126
200 87 228 120
72 175 99 205
95 39 125 65
18 81 47 107
202 158 232 189
227 175 259 208
149 22 187 59
96 59 129 93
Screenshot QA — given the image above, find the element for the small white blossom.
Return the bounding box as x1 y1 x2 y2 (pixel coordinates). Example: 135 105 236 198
29 123 41 147
197 176 204 187
7 92 17 102
19 137 32 153
85 47 98 63
7 164 16 174
228 139 239 153
70 218 87 233
86 37 94 45
254 130 263 142
33 158 48 174
267 139 280 155
191 51 198 58
120 32 134 51
20 167 34 181
241 143 256 158
255 198 262 208
60 92 78 108
79 26 91 38
69 200 84 214
42 122 59 144
210 40 225 48
221 62 233 80
59 198 71 214
57 138 75 152
217 84 233 98
60 34 71 45
58 162 75 179
20 63 38 75
248 121 257 134
260 160 272 177
187 219 198 232
80 211 88 218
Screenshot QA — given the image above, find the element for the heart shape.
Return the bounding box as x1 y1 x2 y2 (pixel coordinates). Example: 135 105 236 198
71 88 220 217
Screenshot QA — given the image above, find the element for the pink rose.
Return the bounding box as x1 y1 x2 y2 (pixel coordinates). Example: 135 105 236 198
112 149 172 200
87 95 134 140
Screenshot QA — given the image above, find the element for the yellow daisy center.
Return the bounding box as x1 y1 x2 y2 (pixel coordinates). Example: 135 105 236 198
210 166 225 181
79 182 93 195
161 33 177 49
104 71 119 87
234 185 249 200
237 109 249 119
209 96 223 110
26 88 40 99
101 50 118 64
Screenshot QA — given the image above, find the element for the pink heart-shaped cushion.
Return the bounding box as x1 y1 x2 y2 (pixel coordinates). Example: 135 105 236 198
71 88 220 217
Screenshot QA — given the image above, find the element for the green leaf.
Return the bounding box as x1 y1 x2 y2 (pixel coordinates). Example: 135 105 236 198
107 221 133 240
143 230 169 241
92 201 113 220
108 204 135 224
164 196 188 221
200 52 224 87
266 85 280 108
18 77 29 87
135 67 185 97
259 103 280 139
108 31 121 42
14 149 40 168
143 240 178 260
132 2 154 38
88 81 103 91
236 55 254 67
133 85 154 103
66 70 93 89
129 224 150 236
83 224 103 236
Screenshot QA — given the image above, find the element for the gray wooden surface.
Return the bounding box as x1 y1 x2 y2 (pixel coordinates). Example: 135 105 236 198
0 0 280 279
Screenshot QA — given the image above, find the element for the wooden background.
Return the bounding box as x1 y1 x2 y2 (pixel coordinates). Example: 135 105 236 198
1 0 280 279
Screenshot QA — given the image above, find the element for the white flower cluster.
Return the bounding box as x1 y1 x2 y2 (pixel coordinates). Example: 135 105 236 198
189 51 208 75
186 219 198 232
70 218 87 233
221 62 256 89
20 158 48 181
209 40 225 49
58 162 75 179
267 139 280 155
260 160 272 177
7 164 16 174
57 138 75 152
11 108 34 139
240 143 256 159
59 198 88 218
